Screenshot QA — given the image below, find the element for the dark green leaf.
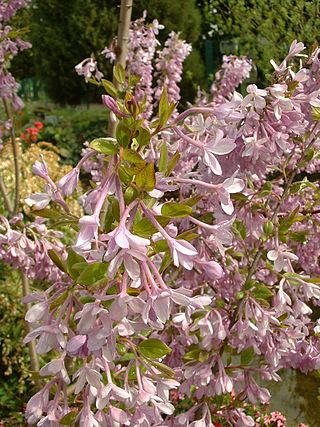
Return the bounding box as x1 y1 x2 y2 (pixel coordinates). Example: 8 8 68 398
251 284 273 300
159 87 169 126
240 346 254 365
60 411 77 425
133 215 170 237
77 263 108 286
116 121 131 148
48 249 68 274
67 249 85 279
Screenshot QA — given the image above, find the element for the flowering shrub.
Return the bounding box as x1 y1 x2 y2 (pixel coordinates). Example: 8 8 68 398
20 120 44 143
10 36 320 427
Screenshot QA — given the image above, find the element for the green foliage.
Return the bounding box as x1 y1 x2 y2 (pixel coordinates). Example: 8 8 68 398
30 0 118 104
132 0 201 44
179 48 206 106
200 0 320 84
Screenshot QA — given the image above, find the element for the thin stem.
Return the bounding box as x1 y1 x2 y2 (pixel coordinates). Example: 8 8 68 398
21 272 40 374
0 174 13 214
3 98 19 216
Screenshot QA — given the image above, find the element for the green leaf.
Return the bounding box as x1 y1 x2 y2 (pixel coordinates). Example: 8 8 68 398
60 411 77 425
101 79 118 97
159 251 172 272
154 239 169 253
159 143 168 173
123 148 145 165
159 87 169 126
48 249 68 274
232 220 247 240
263 220 274 235
116 121 131 148
136 127 151 146
183 348 201 362
135 163 155 192
128 74 142 88
166 151 180 176
283 272 303 286
289 231 308 243
182 195 202 207
113 63 125 84
240 346 254 365
150 361 175 378
138 338 171 359
90 138 118 155
176 229 198 241
251 284 273 300
124 186 139 204
161 202 192 218
67 249 85 279
133 215 170 238
33 208 63 219
77 263 108 286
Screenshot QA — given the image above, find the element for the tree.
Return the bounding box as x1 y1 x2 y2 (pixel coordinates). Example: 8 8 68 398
30 0 118 104
200 0 320 84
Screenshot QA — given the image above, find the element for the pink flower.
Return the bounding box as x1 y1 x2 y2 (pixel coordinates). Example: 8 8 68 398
243 84 267 110
58 167 80 196
171 239 198 270
74 214 99 252
203 129 236 175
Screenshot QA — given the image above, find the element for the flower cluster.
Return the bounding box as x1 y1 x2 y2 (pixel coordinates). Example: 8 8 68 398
21 38 320 427
0 0 31 149
80 14 191 118
20 120 44 143
210 54 252 103
154 31 192 105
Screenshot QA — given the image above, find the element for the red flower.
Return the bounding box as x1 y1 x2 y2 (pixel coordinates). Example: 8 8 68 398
215 423 223 427
34 121 44 129
20 133 25 140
